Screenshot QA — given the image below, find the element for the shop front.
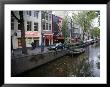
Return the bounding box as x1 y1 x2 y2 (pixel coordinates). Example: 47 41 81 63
53 35 64 44
25 31 40 47
44 34 53 46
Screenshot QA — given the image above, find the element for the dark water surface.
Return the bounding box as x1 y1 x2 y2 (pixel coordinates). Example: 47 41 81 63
18 43 100 77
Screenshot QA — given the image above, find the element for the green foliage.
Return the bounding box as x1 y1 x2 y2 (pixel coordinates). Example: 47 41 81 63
91 27 100 38
62 16 68 42
72 11 100 40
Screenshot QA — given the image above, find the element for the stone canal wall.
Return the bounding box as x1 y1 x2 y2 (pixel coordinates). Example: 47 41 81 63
11 50 67 76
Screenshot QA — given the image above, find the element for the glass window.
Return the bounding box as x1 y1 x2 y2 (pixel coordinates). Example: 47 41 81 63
34 22 38 31
41 11 45 19
46 23 48 30
43 24 45 30
27 21 31 31
49 14 51 21
11 15 14 30
27 38 32 44
34 11 39 18
18 22 21 30
46 13 48 20
42 22 45 30
27 11 31 16
49 24 51 30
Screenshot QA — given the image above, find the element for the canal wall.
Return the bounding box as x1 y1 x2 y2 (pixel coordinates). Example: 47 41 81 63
11 50 67 76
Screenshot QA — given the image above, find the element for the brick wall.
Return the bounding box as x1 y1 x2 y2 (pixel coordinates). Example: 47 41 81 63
11 50 67 76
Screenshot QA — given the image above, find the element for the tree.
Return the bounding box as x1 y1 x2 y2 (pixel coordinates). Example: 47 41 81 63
91 27 100 39
11 11 27 54
62 16 68 43
72 11 99 41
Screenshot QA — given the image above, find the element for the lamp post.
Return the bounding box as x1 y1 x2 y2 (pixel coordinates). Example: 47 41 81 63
11 32 17 55
41 32 44 53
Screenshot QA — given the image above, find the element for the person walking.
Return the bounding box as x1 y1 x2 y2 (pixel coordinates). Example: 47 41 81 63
31 42 34 50
31 42 36 50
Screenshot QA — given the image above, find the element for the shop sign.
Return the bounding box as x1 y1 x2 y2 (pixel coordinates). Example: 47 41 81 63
45 35 53 39
25 31 39 37
57 36 64 39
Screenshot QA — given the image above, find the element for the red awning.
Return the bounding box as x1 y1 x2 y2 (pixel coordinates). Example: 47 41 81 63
44 35 53 39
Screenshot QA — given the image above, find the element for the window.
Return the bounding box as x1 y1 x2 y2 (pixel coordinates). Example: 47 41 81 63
18 38 22 47
34 11 39 18
34 22 38 31
27 38 32 45
41 11 45 19
49 24 51 30
46 23 48 30
27 11 31 16
49 14 51 21
27 21 31 31
43 24 45 30
42 22 45 30
18 22 21 30
11 15 14 30
46 13 48 20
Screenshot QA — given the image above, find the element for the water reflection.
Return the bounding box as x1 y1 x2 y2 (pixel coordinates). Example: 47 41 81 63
18 43 100 77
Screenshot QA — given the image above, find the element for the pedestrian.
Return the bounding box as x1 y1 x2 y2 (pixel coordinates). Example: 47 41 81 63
31 42 34 50
33 41 36 49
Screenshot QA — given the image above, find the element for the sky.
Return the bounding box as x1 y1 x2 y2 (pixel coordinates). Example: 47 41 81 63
52 11 99 28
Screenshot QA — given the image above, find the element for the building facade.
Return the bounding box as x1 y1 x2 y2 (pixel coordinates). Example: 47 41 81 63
11 11 53 49
52 14 64 44
41 11 53 46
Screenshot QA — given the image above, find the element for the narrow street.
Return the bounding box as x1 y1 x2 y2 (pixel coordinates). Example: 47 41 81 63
17 42 100 77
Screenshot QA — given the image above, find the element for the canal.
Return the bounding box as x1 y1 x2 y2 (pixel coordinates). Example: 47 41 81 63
17 43 100 77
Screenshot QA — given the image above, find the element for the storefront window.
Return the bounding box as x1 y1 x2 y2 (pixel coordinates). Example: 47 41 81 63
27 38 32 45
33 37 39 46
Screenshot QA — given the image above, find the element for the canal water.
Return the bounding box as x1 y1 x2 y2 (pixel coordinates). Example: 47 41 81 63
17 43 100 77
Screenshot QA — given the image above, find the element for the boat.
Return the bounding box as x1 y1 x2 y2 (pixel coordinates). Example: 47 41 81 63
66 48 85 56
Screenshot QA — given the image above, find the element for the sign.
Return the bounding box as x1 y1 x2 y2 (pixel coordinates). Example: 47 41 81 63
25 31 39 37
44 35 53 39
57 36 64 39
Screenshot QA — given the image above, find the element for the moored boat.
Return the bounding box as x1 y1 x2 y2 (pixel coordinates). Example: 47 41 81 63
66 48 85 56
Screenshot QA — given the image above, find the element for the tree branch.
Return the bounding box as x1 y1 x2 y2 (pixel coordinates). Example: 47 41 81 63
11 11 20 22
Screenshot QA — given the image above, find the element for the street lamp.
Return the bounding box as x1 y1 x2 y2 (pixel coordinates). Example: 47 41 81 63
41 32 44 53
11 32 17 55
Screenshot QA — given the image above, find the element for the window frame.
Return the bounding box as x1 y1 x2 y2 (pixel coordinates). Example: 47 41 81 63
27 11 31 16
27 21 32 31
34 11 39 18
34 22 38 31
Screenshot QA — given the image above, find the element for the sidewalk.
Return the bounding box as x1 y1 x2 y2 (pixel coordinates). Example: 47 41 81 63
11 47 49 58
28 47 49 55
